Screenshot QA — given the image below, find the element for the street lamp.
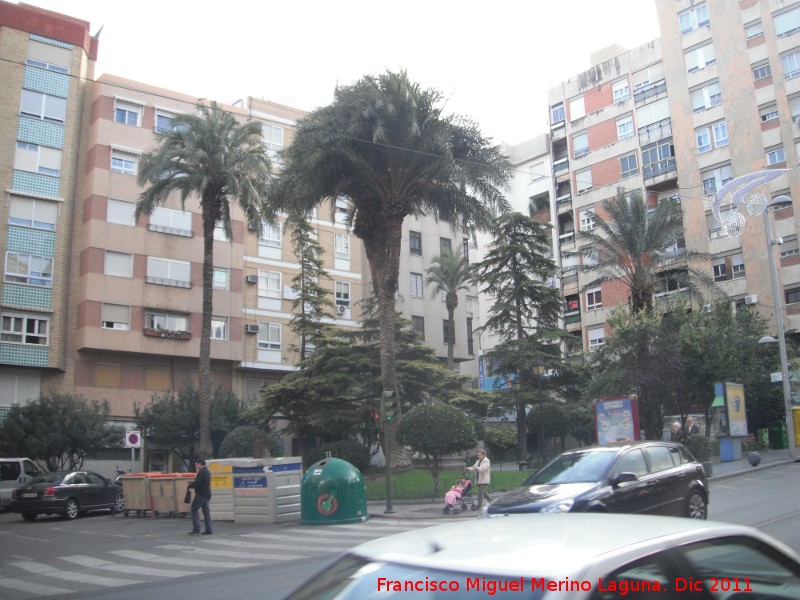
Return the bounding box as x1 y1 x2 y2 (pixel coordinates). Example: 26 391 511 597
511 377 526 471
762 195 795 460
532 359 546 465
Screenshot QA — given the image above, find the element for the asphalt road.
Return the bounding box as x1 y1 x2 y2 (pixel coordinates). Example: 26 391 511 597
2 461 800 599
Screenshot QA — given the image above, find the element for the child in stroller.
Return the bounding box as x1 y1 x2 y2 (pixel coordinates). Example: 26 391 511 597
442 477 477 514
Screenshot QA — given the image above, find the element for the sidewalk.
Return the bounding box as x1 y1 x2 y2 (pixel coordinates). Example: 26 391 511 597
368 448 796 520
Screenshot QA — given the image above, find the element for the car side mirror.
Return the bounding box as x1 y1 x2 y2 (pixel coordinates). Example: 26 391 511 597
612 472 638 487
105 478 112 485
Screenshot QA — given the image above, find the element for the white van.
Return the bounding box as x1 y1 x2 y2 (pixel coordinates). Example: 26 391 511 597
0 458 43 509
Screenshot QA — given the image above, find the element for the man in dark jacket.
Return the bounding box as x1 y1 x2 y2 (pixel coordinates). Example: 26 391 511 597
188 458 213 535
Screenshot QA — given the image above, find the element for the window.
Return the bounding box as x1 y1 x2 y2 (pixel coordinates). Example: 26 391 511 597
767 147 786 165
787 289 800 304
781 50 800 80
258 322 281 350
775 6 800 37
19 90 66 123
111 150 138 176
642 140 675 178
145 367 176 389
569 97 585 120
335 281 350 307
5 253 53 287
9 197 57 230
580 208 597 231
145 311 188 332
679 3 709 34
781 238 799 258
101 304 130 330
410 273 424 298
466 318 474 355
586 288 602 310
466 296 477 315
702 164 733 196
409 231 422 256
731 253 745 279
440 238 452 253
94 363 121 388
746 20 764 39
573 132 589 157
259 221 282 248
616 116 634 141
411 316 425 339
685 43 716 73
620 153 638 178
760 104 779 123
334 197 350 224
213 267 229 290
258 270 281 298
575 169 592 194
1 313 48 345
155 112 176 134
588 326 605 351
149 206 192 235
107 199 135 226
612 80 630 103
114 99 141 127
146 257 191 287
442 320 455 345
691 81 722 112
696 121 728 153
104 251 132 278
753 61 772 82
211 317 227 340
14 142 60 176
712 258 727 282
551 103 565 125
25 55 69 74
334 234 350 259
262 124 284 159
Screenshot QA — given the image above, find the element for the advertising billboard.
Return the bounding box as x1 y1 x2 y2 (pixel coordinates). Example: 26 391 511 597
594 396 640 444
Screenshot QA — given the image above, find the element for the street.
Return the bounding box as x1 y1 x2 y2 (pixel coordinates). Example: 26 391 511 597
1 462 799 599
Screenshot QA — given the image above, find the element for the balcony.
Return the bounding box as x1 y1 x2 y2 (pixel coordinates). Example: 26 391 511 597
634 79 667 104
638 118 672 145
143 328 192 340
643 158 677 181
553 158 569 174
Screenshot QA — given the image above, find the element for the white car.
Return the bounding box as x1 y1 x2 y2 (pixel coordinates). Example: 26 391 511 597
283 513 800 599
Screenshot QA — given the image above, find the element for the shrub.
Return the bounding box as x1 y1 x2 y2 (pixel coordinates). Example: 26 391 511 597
684 433 711 461
484 427 517 458
307 440 370 472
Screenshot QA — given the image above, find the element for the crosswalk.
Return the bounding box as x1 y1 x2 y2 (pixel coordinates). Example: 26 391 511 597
0 518 444 599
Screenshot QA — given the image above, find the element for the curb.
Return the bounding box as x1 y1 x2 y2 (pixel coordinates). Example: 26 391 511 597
707 457 793 481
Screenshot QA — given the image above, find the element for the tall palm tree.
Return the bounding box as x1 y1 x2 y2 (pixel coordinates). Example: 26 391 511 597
426 248 472 371
270 70 510 464
136 101 272 457
575 188 710 314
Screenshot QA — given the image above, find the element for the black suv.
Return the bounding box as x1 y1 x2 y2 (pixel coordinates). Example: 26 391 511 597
485 441 709 519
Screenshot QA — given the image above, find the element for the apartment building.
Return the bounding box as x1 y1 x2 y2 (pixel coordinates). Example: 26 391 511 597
546 0 800 354
0 3 97 419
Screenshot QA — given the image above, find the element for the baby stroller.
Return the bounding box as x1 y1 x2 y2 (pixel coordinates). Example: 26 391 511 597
442 477 478 514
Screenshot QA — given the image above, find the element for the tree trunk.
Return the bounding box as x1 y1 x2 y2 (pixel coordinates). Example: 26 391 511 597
198 197 216 458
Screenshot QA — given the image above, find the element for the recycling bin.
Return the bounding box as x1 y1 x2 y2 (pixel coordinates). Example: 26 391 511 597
301 457 368 525
149 473 177 515
793 407 800 448
121 474 151 516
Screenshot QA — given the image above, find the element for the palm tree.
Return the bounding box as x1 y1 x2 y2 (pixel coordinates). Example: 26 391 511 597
575 188 710 314
426 248 472 371
270 70 510 465
136 101 272 457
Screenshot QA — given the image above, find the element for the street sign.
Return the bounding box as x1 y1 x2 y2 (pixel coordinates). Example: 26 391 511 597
124 431 142 448
771 372 783 383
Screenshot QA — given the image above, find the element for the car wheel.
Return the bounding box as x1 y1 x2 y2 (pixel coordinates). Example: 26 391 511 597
113 493 125 514
22 512 37 522
64 499 79 520
685 490 707 519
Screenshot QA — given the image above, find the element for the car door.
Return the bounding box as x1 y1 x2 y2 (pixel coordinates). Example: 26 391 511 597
606 448 657 514
643 444 685 515
85 472 112 508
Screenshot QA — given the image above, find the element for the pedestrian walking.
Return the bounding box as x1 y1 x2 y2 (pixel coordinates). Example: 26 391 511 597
671 422 685 444
466 449 492 509
686 417 700 436
188 458 213 535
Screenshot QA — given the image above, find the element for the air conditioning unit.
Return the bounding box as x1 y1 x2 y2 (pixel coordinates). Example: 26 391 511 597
245 324 260 334
337 304 347 315
245 274 259 284
744 295 759 305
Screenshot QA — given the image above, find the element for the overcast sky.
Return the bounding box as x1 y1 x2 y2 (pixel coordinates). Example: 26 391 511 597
20 0 661 145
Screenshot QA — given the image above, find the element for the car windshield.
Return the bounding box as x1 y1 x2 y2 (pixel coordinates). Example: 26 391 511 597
29 472 65 485
285 555 545 600
525 450 617 484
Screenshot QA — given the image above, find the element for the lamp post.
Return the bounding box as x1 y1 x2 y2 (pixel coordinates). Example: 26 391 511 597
532 359 546 465
511 377 526 471
762 196 795 459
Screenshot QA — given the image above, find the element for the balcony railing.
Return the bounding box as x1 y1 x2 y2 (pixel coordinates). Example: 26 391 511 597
553 158 569 173
638 118 672 145
143 328 192 340
634 79 667 103
642 158 677 180
145 276 192 288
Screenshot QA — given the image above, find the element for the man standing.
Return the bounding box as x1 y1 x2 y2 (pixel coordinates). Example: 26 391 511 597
466 449 492 509
188 458 213 535
686 417 700 436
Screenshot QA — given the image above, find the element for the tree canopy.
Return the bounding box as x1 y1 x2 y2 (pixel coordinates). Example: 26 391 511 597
426 247 472 371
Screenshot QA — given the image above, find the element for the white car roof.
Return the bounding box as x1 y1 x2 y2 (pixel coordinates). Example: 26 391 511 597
350 514 797 580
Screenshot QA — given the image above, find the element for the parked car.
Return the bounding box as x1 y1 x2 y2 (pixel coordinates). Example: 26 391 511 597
11 470 124 521
0 457 43 510
485 441 708 518
283 514 800 599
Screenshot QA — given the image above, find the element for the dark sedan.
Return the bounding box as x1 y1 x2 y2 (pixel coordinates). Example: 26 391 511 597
485 441 708 519
11 470 124 521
